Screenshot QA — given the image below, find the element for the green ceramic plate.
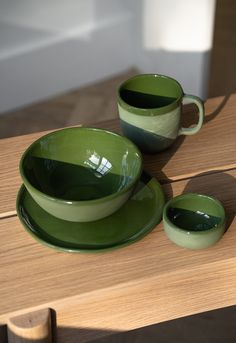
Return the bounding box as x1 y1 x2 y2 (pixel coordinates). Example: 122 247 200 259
16 172 165 253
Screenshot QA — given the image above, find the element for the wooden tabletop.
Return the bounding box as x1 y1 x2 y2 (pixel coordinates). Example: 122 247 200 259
0 94 236 342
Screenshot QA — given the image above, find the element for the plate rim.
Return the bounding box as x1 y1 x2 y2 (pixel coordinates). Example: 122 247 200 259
16 174 165 253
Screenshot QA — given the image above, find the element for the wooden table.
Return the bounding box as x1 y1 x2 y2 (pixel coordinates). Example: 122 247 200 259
0 94 236 342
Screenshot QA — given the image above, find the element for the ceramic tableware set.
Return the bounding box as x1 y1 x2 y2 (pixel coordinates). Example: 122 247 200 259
17 126 165 252
17 74 226 252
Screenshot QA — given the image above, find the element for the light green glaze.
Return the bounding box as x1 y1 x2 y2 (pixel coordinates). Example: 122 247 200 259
20 127 142 222
163 193 226 250
178 94 204 136
117 74 205 152
118 104 180 140
16 173 165 253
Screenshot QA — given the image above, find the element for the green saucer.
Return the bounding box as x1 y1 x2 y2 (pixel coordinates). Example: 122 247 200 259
16 172 165 253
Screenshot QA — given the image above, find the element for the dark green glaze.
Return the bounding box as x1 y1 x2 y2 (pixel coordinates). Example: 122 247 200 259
118 74 183 115
120 89 177 109
117 74 204 154
167 207 222 231
24 156 132 201
20 127 143 221
21 127 142 201
120 120 175 153
16 172 165 253
163 193 226 250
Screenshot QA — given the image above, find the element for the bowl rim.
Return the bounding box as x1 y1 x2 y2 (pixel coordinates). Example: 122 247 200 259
19 127 143 205
163 192 226 235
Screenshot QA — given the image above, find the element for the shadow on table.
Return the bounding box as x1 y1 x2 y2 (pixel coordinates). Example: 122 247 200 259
3 304 232 342
4 305 233 343
0 322 118 343
91 305 236 343
183 171 236 231
136 93 231 204
139 93 231 186
204 93 231 124
2 289 236 343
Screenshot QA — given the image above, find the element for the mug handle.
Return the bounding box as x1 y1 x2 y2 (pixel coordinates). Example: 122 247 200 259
178 94 204 136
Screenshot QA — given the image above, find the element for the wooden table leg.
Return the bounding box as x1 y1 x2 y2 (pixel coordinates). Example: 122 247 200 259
7 308 52 343
0 324 7 343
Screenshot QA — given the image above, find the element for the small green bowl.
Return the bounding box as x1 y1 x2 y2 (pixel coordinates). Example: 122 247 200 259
163 193 226 249
20 127 142 222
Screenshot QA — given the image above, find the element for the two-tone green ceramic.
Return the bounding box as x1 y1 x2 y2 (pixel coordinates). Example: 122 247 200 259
118 74 204 153
20 127 142 222
16 172 165 253
163 193 226 249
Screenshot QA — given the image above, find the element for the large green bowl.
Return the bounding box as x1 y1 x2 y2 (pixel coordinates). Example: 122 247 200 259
20 127 142 222
163 193 226 249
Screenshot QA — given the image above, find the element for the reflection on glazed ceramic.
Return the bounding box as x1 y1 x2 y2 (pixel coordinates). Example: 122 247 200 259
118 74 204 153
168 207 222 231
20 127 143 222
84 151 112 177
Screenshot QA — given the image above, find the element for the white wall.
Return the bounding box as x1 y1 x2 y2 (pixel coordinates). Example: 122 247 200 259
0 0 135 113
0 0 216 113
130 0 216 99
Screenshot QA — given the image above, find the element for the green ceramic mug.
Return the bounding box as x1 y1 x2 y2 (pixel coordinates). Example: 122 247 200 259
118 74 204 153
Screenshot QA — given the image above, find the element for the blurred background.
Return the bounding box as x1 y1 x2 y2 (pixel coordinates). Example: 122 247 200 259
0 0 235 138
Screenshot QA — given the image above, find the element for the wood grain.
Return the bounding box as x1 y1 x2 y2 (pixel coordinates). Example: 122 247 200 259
7 308 52 343
0 69 137 139
0 94 236 217
209 0 236 96
0 170 235 342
